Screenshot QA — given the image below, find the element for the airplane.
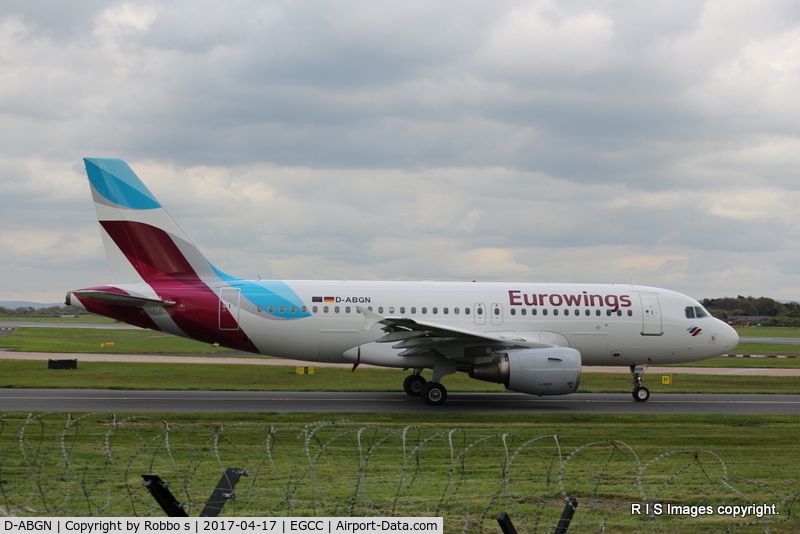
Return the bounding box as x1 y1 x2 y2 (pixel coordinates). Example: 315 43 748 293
66 158 740 405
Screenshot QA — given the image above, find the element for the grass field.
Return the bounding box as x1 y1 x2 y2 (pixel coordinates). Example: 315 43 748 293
1 411 797 532
734 326 800 337
1 326 800 394
1 324 798 530
1 359 799 394
0 327 233 354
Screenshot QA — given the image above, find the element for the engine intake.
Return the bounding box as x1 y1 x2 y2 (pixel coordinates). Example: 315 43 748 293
470 347 582 396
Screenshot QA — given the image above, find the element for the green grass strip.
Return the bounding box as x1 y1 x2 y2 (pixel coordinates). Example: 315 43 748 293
0 360 797 394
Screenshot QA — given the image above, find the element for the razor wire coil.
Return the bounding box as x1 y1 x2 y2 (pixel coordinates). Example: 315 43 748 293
0 413 797 533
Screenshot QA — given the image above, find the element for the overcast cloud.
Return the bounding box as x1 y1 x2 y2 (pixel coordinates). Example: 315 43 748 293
1 0 799 303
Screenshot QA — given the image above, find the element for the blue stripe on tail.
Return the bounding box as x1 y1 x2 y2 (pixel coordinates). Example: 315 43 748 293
84 158 161 210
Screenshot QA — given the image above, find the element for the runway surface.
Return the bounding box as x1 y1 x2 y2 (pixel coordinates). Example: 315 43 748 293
1 389 797 414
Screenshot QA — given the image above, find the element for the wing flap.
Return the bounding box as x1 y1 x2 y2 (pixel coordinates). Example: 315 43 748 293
357 306 555 359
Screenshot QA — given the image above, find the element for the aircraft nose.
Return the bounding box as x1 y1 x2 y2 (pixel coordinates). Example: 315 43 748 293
719 321 739 352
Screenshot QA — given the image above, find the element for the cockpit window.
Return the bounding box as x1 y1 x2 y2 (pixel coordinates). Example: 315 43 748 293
694 306 709 318
685 306 695 319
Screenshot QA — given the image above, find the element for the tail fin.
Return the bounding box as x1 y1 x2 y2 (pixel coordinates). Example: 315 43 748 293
84 158 218 285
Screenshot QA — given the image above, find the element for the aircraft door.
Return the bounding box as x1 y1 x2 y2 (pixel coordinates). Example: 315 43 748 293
218 287 241 331
491 303 503 325
640 293 663 336
474 303 486 325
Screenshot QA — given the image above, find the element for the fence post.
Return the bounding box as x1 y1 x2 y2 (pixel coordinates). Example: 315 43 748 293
142 475 188 517
496 511 518 534
553 497 578 534
200 468 249 517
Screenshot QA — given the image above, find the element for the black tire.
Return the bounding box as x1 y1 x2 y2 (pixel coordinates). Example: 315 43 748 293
403 374 427 396
420 382 447 406
632 386 650 402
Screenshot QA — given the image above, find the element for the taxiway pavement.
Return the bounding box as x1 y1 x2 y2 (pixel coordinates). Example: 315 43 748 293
1 389 797 414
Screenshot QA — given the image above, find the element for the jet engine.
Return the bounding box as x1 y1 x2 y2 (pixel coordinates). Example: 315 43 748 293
469 347 582 396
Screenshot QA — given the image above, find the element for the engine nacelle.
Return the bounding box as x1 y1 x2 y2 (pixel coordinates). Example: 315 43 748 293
469 347 582 396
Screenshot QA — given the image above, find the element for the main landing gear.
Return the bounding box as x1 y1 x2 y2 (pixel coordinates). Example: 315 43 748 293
403 362 452 406
403 372 426 396
403 372 448 405
630 364 650 402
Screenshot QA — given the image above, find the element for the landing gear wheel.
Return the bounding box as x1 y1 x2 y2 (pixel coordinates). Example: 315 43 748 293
632 386 650 402
630 364 650 402
403 374 427 396
420 382 447 406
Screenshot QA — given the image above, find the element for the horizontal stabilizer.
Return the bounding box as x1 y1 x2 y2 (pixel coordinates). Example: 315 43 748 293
69 290 176 308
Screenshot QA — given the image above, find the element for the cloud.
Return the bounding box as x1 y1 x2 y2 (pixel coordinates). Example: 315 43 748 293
1 0 799 302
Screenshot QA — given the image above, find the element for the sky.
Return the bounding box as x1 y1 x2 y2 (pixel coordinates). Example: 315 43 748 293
1 0 799 304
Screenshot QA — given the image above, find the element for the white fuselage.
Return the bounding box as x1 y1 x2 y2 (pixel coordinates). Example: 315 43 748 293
201 280 738 367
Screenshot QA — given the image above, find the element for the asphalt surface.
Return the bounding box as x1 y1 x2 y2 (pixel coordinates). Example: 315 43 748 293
1 322 798 415
1 389 798 414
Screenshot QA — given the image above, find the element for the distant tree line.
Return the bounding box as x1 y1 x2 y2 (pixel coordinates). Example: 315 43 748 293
702 296 800 326
0 305 89 317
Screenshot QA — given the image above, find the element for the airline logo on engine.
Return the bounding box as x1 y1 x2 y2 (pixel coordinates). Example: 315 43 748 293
508 290 632 312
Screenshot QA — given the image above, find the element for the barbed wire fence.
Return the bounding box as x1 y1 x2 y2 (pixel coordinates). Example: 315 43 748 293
0 413 797 533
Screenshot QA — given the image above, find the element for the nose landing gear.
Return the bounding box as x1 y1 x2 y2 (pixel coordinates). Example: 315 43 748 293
631 364 650 402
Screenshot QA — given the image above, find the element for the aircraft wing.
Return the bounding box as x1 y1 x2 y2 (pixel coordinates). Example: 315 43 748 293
357 306 554 357
70 290 175 308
